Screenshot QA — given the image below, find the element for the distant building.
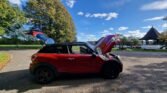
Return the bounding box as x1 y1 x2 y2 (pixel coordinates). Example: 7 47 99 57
140 27 160 45
140 27 162 49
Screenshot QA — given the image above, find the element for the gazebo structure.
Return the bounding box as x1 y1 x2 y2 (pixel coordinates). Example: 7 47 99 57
140 27 162 49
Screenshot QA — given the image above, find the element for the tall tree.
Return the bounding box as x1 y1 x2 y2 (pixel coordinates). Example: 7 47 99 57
25 0 76 43
159 30 167 45
120 36 128 48
128 36 139 48
0 0 26 35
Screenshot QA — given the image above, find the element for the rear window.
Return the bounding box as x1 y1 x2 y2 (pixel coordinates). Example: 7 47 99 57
38 45 68 54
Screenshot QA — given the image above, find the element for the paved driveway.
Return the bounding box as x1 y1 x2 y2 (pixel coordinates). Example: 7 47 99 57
0 50 166 93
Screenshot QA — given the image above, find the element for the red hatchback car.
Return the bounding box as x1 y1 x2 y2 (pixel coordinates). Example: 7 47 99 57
30 35 123 84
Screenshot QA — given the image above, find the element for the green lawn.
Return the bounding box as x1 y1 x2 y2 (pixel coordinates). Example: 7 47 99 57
0 45 42 49
0 52 10 70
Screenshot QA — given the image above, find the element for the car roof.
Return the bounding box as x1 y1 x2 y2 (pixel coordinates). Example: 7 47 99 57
45 42 87 46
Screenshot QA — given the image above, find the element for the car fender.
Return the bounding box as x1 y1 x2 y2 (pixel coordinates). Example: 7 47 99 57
102 58 123 73
31 62 58 76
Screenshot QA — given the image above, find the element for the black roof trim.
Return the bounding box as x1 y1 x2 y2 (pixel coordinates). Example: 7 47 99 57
45 42 87 46
140 27 160 40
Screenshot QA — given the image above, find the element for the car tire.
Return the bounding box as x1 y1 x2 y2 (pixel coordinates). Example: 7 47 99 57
34 66 56 84
101 61 120 79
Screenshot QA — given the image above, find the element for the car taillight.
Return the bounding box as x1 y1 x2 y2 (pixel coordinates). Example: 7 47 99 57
31 54 37 61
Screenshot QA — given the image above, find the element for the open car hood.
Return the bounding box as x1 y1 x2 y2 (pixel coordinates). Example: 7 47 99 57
87 35 120 54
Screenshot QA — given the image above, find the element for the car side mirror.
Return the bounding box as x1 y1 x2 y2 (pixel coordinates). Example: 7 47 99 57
92 52 96 58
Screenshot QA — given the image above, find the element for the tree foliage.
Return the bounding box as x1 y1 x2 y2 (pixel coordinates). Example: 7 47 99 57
118 35 140 49
25 0 76 43
159 30 167 44
120 36 128 45
0 27 5 35
128 36 140 46
0 0 26 35
118 36 128 49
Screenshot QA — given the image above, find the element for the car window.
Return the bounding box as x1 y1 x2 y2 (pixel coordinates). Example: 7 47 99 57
38 45 68 54
68 45 92 54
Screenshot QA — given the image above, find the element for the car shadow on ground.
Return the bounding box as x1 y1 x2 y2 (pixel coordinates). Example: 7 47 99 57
0 62 167 93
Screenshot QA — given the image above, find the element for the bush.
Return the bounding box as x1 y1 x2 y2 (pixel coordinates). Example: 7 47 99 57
0 38 42 45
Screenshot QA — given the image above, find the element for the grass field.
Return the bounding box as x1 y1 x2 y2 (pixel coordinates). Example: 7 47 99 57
0 52 11 70
0 45 42 49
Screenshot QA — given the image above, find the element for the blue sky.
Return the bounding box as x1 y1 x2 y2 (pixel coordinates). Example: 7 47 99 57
9 0 167 41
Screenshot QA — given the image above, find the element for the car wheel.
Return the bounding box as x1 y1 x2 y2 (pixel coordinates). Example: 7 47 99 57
34 67 55 84
102 62 120 79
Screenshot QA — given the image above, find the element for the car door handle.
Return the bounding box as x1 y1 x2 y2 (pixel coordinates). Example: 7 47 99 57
68 58 75 60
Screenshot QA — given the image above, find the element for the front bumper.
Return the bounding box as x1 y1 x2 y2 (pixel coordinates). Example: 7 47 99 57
109 53 123 72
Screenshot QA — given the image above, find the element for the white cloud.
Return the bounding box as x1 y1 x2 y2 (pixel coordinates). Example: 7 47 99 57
118 26 128 31
9 0 21 5
142 25 152 29
144 16 165 21
77 11 84 16
141 0 167 10
125 30 146 38
105 13 118 20
77 33 97 41
162 23 167 28
78 12 118 21
100 30 112 36
92 13 107 18
85 13 91 18
66 0 76 8
100 27 114 36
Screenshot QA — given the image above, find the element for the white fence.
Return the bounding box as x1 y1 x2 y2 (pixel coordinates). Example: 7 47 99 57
141 45 162 50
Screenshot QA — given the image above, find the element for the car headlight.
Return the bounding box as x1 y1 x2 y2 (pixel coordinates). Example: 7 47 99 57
117 55 121 59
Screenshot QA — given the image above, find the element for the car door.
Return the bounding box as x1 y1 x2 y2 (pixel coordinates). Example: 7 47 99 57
67 44 103 73
46 45 72 73
74 54 103 73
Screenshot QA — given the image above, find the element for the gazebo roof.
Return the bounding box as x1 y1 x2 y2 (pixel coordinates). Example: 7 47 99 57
140 27 160 40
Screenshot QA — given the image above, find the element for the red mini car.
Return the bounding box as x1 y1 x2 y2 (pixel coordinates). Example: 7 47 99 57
30 35 123 83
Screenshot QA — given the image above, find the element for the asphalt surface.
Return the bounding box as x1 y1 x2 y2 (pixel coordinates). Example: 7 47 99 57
0 50 166 93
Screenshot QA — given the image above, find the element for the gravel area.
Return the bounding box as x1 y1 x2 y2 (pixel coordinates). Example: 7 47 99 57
0 50 166 93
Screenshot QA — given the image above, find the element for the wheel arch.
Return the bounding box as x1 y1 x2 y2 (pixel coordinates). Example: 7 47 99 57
101 58 123 73
32 62 58 76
